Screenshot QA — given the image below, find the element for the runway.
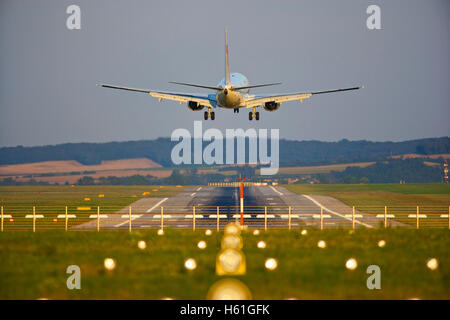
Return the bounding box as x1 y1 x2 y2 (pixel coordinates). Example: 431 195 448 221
74 185 405 230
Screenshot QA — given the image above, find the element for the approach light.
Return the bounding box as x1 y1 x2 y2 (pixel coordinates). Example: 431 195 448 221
137 240 147 250
221 234 243 249
224 222 241 236
257 241 266 249
426 258 438 270
205 229 212 236
157 229 164 236
197 240 207 249
300 229 307 236
265 258 278 271
253 230 260 236
216 248 246 275
345 258 358 270
184 258 197 271
317 240 326 248
104 258 116 271
378 240 386 248
206 278 252 300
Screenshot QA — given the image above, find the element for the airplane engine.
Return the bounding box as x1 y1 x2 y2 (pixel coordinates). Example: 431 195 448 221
264 101 280 112
187 101 205 111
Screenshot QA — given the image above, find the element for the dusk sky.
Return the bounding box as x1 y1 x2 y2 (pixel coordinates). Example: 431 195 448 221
1 0 449 147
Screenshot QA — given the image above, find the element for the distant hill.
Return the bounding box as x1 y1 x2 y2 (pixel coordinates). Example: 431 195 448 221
0 137 448 167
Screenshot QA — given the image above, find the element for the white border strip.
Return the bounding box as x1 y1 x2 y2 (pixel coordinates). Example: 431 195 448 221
115 197 168 227
302 195 373 228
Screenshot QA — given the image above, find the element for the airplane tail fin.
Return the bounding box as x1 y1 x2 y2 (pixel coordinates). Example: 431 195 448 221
225 28 230 86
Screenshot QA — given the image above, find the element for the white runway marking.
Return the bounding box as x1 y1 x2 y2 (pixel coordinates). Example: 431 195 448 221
302 195 373 228
191 192 196 197
196 187 202 191
114 198 168 227
270 186 283 195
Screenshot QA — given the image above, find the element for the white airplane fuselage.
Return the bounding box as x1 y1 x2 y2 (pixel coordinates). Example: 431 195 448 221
216 72 251 109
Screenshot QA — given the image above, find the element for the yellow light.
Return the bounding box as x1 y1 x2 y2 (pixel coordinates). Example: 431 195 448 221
184 258 197 271
84 197 90 201
300 229 307 236
224 223 241 236
157 229 164 236
317 240 326 248
257 241 266 249
205 229 212 236
207 278 252 300
197 240 207 249
427 258 438 270
345 258 358 270
265 258 278 271
137 240 146 250
253 230 260 236
219 249 242 273
378 240 386 248
348 230 354 235
160 297 174 300
104 258 116 271
221 234 243 249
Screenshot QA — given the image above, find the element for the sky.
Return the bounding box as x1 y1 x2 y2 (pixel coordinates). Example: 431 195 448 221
0 0 449 147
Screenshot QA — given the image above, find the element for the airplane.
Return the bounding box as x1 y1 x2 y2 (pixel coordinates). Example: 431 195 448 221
97 29 362 121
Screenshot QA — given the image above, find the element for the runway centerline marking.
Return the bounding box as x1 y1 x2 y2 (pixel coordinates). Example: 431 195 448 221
114 198 168 227
302 195 373 228
270 186 283 195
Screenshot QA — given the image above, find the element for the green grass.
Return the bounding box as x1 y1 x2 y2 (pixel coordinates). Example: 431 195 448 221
284 183 450 207
284 183 450 228
0 186 186 230
0 229 448 299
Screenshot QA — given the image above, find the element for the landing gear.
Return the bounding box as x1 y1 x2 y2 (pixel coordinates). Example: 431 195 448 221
234 108 239 113
204 108 215 120
249 109 260 121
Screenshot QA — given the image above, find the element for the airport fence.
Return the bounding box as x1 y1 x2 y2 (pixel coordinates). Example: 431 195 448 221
0 205 449 231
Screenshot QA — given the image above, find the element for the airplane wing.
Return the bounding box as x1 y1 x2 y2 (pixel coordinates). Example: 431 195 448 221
244 86 361 108
97 84 216 107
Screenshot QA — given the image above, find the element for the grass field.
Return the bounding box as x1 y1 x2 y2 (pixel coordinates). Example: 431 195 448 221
0 229 448 299
284 183 450 207
0 186 186 230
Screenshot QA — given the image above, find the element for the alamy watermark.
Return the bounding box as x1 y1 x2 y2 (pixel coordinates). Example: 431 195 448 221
171 121 279 175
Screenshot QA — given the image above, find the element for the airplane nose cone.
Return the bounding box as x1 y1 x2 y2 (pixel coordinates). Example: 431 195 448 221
224 88 228 95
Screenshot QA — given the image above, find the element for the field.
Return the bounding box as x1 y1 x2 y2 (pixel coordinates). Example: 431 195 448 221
0 229 448 299
284 183 450 207
261 162 376 175
0 186 186 230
